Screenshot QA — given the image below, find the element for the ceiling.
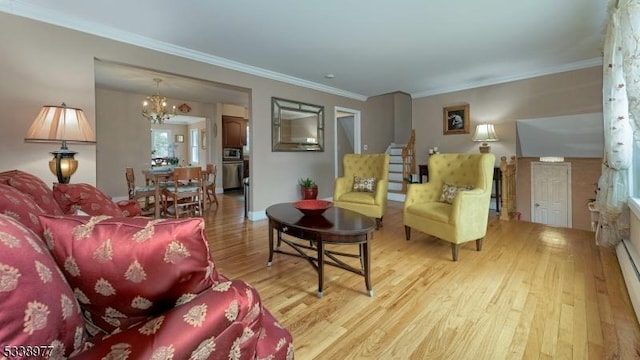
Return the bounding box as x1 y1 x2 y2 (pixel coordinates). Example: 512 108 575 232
2 0 608 102
94 60 250 106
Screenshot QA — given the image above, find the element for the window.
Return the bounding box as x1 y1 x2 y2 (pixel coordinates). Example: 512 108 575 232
151 129 171 158
190 129 199 164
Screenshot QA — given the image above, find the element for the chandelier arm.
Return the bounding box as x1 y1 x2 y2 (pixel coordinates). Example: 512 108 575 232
141 79 175 124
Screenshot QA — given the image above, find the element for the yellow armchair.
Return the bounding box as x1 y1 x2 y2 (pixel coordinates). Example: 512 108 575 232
403 153 495 261
334 153 390 228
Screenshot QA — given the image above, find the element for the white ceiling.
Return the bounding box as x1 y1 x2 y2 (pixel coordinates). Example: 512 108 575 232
2 0 608 102
94 60 250 106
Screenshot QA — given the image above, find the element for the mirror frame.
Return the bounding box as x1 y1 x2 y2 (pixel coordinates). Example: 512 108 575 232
272 97 324 152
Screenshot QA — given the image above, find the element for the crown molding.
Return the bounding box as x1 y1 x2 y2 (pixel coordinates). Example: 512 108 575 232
411 57 603 98
0 1 368 101
1 1 603 101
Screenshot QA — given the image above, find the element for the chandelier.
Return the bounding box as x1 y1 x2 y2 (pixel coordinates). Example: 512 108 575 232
142 78 175 124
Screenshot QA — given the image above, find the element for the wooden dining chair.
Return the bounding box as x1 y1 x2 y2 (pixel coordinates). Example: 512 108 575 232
125 167 156 216
204 163 219 208
162 167 204 218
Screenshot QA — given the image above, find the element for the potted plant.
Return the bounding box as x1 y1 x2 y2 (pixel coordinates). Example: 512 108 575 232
299 177 318 200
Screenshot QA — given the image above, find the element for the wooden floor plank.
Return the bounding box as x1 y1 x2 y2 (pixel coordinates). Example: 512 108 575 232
203 195 640 359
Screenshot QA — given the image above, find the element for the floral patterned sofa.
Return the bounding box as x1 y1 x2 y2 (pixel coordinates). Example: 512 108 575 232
0 170 293 359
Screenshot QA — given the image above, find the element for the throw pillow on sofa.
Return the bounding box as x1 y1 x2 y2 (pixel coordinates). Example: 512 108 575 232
38 215 218 334
0 214 87 358
6 170 64 216
0 183 47 237
52 183 125 217
115 199 143 217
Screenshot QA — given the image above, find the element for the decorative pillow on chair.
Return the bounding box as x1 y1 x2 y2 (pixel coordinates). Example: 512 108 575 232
353 176 377 193
439 183 474 204
7 170 64 216
0 214 87 357
52 183 124 217
38 215 218 334
0 183 47 237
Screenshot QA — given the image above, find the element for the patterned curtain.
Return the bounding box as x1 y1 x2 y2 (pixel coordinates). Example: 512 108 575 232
596 0 640 247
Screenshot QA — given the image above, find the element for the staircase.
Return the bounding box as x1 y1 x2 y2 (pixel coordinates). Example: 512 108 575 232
386 130 415 201
387 145 405 194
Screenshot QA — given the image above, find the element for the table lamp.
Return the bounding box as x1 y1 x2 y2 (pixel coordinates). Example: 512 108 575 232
472 123 499 153
25 103 96 183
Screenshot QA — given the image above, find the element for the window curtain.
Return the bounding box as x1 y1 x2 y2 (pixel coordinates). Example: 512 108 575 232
596 0 639 247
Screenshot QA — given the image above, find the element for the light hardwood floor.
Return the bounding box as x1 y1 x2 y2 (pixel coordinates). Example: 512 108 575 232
203 194 640 359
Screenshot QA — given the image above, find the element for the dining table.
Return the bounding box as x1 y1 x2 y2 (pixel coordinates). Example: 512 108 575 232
142 166 212 218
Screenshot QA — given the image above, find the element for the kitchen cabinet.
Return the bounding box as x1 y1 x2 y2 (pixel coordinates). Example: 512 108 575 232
222 116 247 148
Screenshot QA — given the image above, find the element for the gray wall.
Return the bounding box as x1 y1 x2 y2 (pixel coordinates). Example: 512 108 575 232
411 66 603 230
393 92 412 144
96 87 212 197
0 12 368 216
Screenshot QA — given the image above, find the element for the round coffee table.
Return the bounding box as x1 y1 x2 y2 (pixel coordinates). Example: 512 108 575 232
266 202 376 298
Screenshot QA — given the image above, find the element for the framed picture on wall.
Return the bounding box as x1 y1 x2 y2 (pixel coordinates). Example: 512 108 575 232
200 130 207 149
174 134 184 143
443 104 470 135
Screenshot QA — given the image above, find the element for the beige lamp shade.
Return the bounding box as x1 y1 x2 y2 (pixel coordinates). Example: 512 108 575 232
25 104 96 143
472 124 499 153
25 104 95 183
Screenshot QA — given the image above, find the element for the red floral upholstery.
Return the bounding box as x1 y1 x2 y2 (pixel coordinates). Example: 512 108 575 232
257 307 296 359
52 183 125 216
0 183 47 237
6 170 64 216
0 169 294 359
38 215 217 334
116 199 142 217
0 214 87 358
73 280 268 359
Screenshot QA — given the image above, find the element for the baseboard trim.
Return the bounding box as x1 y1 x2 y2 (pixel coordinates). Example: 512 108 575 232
617 239 640 324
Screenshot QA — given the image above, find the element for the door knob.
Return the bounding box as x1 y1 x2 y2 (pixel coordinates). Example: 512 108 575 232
535 203 540 207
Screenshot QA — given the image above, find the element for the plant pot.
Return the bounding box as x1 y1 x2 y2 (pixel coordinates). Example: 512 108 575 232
301 186 318 200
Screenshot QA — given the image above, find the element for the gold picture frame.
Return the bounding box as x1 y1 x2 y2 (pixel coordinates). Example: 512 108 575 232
174 134 184 143
200 130 207 149
443 104 470 135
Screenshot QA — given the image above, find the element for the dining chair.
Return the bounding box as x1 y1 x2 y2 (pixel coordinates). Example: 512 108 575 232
204 163 219 208
162 167 204 218
125 167 156 216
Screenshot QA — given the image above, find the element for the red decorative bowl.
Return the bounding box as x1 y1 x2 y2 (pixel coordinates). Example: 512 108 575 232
293 200 332 216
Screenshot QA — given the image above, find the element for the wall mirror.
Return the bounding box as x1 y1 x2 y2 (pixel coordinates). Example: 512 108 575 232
272 97 324 152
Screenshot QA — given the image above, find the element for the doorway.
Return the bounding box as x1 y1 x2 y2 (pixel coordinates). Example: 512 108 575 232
334 107 361 177
531 162 572 227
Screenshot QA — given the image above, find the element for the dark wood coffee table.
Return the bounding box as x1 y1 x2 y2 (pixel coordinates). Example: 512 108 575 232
266 202 376 298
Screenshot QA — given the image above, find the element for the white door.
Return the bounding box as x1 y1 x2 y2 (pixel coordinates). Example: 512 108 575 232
334 107 361 178
531 162 571 227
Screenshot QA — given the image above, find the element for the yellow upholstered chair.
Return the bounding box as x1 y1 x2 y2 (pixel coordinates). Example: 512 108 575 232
333 153 390 228
403 153 495 261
